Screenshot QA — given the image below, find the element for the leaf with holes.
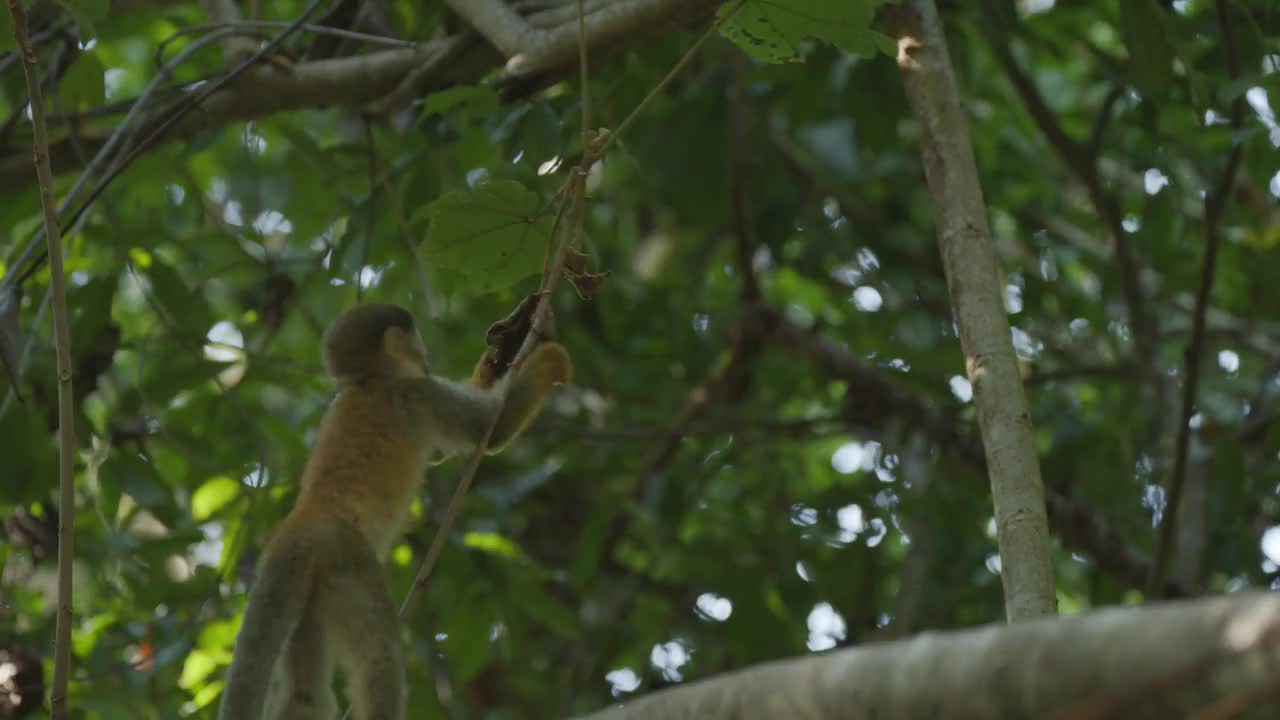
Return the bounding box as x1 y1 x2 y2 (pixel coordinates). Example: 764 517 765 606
419 180 553 298
720 0 896 63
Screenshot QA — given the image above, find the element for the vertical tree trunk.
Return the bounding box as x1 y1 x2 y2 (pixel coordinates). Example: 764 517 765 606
888 0 1056 621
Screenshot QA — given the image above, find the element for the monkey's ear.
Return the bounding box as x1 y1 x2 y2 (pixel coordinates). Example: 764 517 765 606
383 326 429 378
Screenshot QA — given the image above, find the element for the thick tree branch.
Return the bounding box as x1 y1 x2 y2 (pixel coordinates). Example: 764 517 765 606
0 0 719 194
447 0 716 76
577 591 1280 720
892 0 1055 621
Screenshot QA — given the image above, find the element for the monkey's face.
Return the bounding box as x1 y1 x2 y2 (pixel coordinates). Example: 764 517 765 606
382 325 430 379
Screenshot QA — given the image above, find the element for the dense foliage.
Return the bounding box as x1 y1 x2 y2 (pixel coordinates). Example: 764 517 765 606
1 0 1278 717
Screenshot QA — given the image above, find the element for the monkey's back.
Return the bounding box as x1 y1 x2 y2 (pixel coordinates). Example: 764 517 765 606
289 379 434 558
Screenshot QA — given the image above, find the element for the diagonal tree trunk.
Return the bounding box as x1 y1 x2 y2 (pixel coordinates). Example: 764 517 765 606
888 0 1056 621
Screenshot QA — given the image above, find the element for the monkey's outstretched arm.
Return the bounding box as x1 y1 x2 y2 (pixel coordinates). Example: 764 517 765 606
418 342 571 456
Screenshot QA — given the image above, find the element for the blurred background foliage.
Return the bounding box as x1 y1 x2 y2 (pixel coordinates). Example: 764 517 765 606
1 0 1279 717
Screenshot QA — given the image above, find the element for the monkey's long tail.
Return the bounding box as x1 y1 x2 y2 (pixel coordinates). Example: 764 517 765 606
216 543 316 720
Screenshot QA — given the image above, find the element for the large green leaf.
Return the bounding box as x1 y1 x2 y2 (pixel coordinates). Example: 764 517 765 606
720 0 896 62
417 180 553 298
57 51 105 111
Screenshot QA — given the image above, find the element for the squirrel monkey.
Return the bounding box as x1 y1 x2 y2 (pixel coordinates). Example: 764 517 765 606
217 303 571 720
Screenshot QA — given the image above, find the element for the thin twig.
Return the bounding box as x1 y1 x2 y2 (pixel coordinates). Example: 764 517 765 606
5 2 77 717
727 53 760 303
159 20 422 52
343 3 742 711
396 27 593 628
1147 0 1246 596
1086 85 1125 157
597 0 747 158
577 0 590 135
358 116 377 303
341 4 597 719
984 33 1152 369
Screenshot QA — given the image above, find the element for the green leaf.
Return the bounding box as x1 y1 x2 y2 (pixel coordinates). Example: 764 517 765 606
144 258 215 332
440 591 495 682
1118 0 1174 102
138 352 227 404
0 404 56 503
0 6 14 53
68 272 118 343
569 506 611 591
58 51 105 111
462 531 526 561
101 452 171 510
418 180 552 298
192 475 240 520
420 84 499 123
509 576 578 638
57 0 110 36
721 0 890 63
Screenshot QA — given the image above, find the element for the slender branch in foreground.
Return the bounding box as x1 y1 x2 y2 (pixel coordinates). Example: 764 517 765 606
384 12 600 703
1147 0 1246 597
575 591 1280 720
891 0 1055 621
5 2 77 717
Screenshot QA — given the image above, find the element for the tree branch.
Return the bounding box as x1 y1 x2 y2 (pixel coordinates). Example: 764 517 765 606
983 19 1155 376
5 2 77 717
576 591 1280 720
892 0 1055 621
0 0 720 194
1147 0 1247 597
446 0 717 76
199 0 258 63
1087 84 1125 157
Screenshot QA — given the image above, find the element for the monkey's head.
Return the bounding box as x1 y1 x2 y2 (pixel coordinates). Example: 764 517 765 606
322 303 430 382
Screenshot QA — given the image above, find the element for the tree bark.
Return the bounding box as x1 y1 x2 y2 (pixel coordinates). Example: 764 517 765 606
576 592 1280 720
888 0 1057 620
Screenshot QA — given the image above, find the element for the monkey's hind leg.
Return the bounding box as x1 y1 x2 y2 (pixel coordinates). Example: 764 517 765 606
218 539 316 720
275 599 338 720
320 533 405 720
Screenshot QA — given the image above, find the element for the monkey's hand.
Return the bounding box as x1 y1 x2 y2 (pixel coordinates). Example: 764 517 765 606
472 292 554 388
486 341 571 452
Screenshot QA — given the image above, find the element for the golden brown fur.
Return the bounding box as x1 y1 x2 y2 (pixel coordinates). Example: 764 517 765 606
218 303 570 720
